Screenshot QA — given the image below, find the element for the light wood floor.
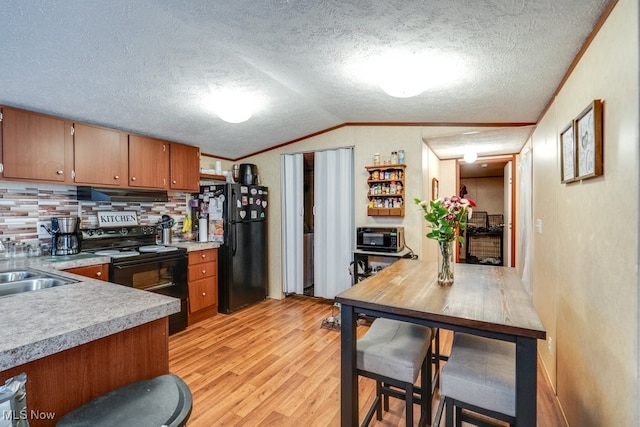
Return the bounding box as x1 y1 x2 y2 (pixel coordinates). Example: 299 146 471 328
169 296 567 426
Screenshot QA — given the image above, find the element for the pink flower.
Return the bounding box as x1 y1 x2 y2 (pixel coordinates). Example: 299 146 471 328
414 195 475 244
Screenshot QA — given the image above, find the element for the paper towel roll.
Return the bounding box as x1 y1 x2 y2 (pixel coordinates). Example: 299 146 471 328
198 218 208 242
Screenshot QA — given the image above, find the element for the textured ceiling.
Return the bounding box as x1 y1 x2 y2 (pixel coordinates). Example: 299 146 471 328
0 0 611 160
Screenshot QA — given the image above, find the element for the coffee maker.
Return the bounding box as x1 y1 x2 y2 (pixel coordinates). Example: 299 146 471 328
51 217 81 256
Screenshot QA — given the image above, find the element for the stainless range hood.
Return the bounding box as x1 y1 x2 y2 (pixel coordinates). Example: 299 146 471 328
77 186 169 203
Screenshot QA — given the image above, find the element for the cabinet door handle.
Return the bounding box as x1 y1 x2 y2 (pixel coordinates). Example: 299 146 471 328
96 271 102 277
202 269 206 274
131 176 136 181
172 180 177 184
56 170 63 175
201 253 206 258
202 292 206 296
114 175 119 180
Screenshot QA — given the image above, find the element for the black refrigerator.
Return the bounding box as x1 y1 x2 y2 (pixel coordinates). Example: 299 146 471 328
193 183 268 314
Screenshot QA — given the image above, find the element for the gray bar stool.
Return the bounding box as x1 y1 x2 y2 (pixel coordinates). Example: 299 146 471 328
56 374 192 427
439 333 516 427
357 318 433 427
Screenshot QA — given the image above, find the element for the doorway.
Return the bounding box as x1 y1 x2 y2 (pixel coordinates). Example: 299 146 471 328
457 155 515 267
281 148 355 298
303 153 315 296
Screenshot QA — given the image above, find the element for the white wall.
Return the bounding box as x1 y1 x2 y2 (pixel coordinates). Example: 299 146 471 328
419 144 441 261
530 0 639 424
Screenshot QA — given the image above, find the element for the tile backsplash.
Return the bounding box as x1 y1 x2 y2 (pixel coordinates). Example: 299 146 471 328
0 182 189 245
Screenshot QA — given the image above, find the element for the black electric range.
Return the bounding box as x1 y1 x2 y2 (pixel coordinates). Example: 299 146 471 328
81 226 188 335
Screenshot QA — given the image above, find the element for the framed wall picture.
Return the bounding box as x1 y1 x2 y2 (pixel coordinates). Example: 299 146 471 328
575 99 603 180
560 121 576 183
432 178 439 200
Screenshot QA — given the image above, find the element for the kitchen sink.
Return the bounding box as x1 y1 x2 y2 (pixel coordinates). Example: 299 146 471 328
0 269 77 298
0 270 40 283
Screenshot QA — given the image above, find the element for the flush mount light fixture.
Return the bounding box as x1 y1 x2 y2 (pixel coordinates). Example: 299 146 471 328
207 91 257 124
374 51 465 98
464 151 478 163
378 67 426 98
216 106 253 124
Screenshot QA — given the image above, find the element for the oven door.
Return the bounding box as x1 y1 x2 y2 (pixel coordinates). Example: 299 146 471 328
110 252 188 334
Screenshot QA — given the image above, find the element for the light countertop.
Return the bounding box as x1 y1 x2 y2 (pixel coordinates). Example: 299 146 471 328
0 258 180 372
0 241 220 372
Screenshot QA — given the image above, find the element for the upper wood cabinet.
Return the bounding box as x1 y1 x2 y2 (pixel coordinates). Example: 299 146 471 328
128 135 170 189
170 143 200 191
0 107 71 182
73 123 127 187
0 106 201 191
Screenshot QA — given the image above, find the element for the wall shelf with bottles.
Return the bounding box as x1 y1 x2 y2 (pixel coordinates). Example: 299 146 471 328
366 164 406 217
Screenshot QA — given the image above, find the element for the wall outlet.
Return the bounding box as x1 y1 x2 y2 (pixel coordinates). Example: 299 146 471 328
37 221 51 239
536 219 543 234
547 336 553 354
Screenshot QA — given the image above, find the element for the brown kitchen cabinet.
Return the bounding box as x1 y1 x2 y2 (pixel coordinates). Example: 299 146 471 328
73 123 128 187
0 106 72 183
170 143 200 191
63 264 109 281
0 319 168 427
187 248 218 324
0 105 198 192
366 164 406 217
128 134 170 189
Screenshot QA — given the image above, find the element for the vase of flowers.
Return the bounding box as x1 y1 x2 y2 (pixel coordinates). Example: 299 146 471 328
415 196 476 286
437 239 455 286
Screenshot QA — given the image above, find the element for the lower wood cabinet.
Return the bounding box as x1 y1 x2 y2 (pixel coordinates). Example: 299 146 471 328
63 264 109 281
0 319 168 427
187 248 218 325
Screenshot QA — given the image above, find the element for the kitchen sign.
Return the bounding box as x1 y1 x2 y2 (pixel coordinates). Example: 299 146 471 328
97 211 139 227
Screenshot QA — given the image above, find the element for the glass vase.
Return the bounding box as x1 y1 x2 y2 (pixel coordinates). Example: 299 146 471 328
437 240 455 286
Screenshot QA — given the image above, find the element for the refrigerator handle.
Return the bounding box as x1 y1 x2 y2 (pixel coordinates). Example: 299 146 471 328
230 186 236 221
232 223 237 256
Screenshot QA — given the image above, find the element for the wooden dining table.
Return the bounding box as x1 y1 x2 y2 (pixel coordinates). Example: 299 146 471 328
335 258 546 427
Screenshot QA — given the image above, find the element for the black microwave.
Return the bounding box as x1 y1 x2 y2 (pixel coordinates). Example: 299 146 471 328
356 227 405 252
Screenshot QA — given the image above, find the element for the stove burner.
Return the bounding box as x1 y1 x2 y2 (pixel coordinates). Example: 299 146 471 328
80 225 187 261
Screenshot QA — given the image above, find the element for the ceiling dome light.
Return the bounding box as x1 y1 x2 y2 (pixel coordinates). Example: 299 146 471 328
464 151 478 163
377 61 426 98
373 51 465 98
208 91 256 124
216 106 253 124
379 81 426 98
379 74 426 98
